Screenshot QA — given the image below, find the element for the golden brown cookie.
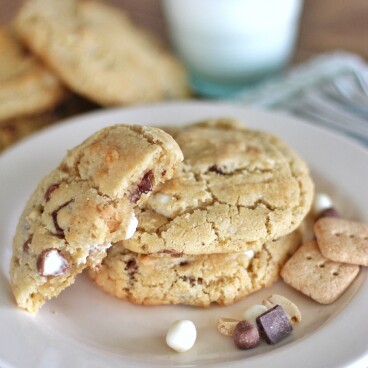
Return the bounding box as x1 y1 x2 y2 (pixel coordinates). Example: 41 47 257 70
89 229 302 307
0 27 65 123
123 118 314 255
15 0 191 106
0 95 98 153
10 124 183 313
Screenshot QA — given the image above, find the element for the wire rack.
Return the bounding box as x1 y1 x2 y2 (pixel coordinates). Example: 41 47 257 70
236 52 368 147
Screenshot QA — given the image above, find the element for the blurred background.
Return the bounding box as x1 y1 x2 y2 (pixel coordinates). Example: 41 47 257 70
1 0 368 60
1 0 367 149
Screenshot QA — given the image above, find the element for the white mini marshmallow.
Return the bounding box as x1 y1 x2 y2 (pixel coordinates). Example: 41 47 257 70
243 250 255 260
42 250 67 276
80 242 112 265
155 193 171 204
313 193 333 215
243 304 267 324
125 212 138 240
166 320 197 352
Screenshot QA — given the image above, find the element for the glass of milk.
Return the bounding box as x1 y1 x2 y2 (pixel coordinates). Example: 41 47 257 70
162 0 304 97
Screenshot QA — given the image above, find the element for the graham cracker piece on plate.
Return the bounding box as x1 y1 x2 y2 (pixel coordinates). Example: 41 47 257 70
281 240 360 304
314 217 368 266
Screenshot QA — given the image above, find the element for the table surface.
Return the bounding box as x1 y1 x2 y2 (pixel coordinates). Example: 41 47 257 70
0 0 367 152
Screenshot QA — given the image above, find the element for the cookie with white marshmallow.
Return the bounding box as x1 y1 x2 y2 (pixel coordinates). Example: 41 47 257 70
10 124 183 313
123 118 314 255
89 228 302 307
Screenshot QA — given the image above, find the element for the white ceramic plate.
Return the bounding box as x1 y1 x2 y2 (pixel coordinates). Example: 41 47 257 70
0 101 367 368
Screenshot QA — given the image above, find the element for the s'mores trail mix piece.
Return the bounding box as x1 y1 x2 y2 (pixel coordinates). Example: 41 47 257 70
281 240 360 304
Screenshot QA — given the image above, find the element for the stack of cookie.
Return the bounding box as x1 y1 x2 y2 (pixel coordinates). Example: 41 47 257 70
9 118 314 313
89 119 314 307
0 0 190 151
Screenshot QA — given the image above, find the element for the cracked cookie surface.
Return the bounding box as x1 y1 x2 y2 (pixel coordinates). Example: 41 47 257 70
123 118 314 255
0 27 65 123
15 0 190 106
89 229 302 306
10 124 183 313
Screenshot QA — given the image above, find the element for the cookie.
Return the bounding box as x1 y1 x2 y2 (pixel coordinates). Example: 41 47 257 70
15 0 191 106
0 27 65 123
89 229 302 307
0 95 98 153
314 218 368 266
10 124 183 313
280 240 360 304
0 113 55 152
123 118 314 255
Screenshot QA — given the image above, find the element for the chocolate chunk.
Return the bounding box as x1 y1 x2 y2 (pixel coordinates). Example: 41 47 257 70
37 248 69 277
44 183 60 202
208 165 225 175
130 170 154 203
256 305 293 344
181 276 195 286
315 207 341 222
233 321 260 350
125 258 138 278
181 276 202 286
23 235 33 253
158 249 184 257
246 146 261 154
51 199 74 237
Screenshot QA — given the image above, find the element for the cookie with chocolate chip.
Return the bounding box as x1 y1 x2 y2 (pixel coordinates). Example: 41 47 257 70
123 118 314 255
10 124 183 313
89 228 301 306
15 0 190 106
0 27 65 123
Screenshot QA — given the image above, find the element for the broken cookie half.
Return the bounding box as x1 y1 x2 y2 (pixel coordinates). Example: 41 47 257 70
10 124 183 313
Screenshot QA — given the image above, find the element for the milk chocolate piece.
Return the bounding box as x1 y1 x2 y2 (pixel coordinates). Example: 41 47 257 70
44 183 60 202
208 165 225 175
233 321 260 350
37 248 69 277
23 235 33 253
51 199 74 237
130 170 154 202
315 207 340 222
256 305 292 344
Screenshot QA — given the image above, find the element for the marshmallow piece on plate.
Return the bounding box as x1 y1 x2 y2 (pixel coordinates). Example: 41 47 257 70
313 193 333 215
166 320 197 352
243 304 267 324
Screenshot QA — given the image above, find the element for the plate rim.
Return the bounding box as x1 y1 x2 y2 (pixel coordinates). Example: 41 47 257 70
1 100 367 368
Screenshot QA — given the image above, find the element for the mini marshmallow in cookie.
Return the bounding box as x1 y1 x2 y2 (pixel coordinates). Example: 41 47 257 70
125 212 138 240
37 249 69 277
